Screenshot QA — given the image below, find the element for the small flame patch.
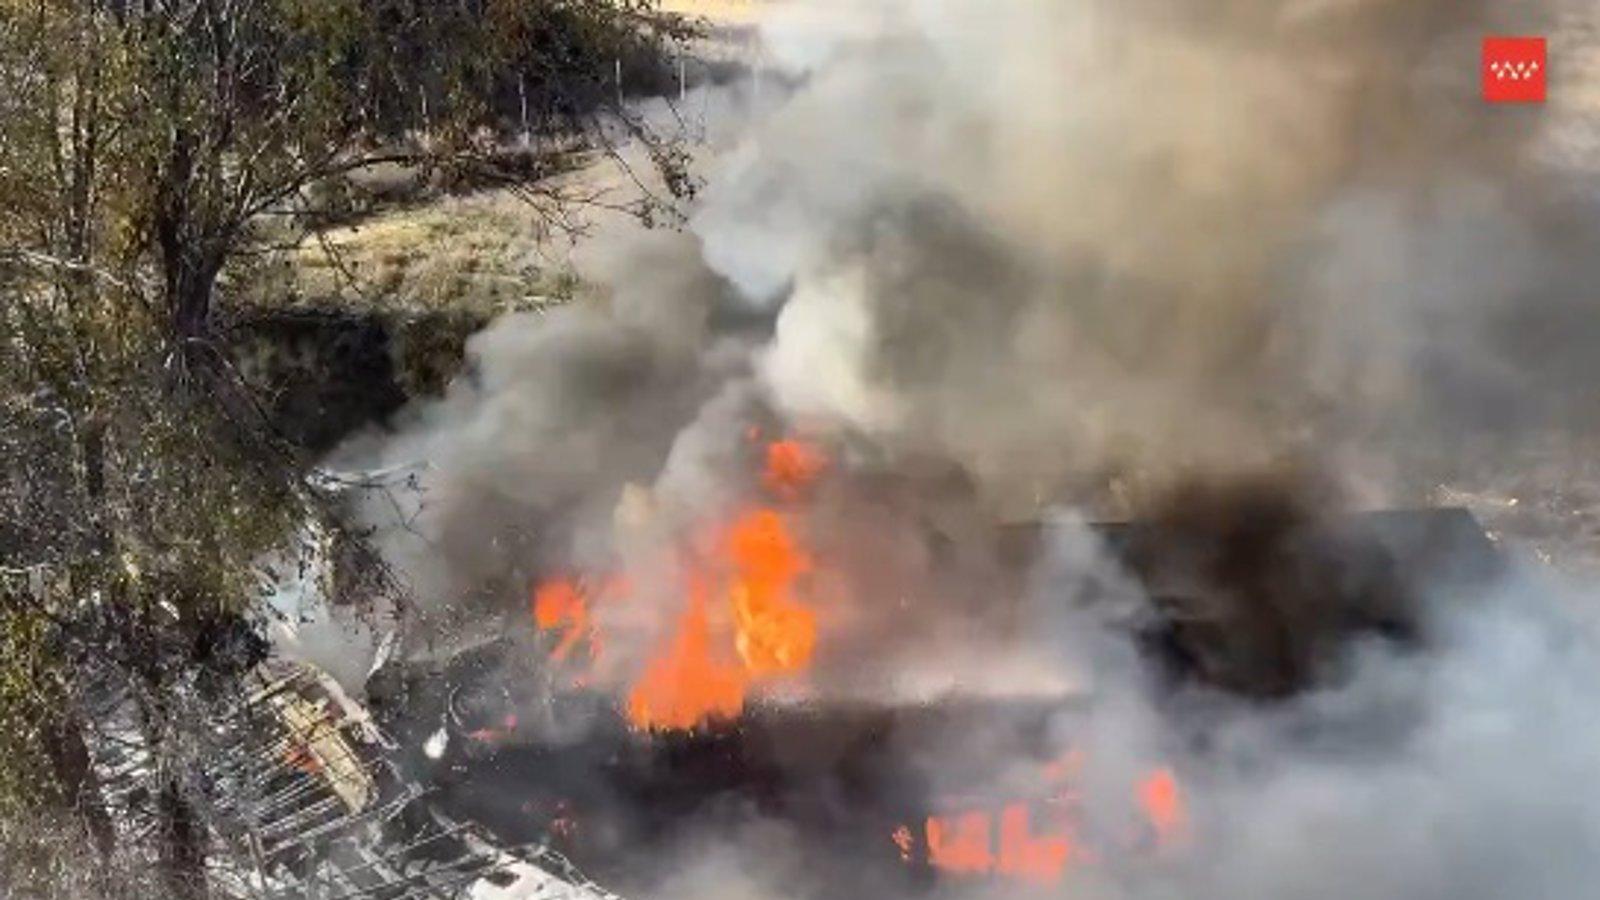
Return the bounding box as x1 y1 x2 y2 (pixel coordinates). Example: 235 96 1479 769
898 753 1187 885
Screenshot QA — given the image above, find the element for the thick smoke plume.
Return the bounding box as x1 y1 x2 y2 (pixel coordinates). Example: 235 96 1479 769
329 0 1600 662
321 0 1600 897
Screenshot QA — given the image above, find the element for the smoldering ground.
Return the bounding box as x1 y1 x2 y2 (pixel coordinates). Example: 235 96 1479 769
314 0 1600 897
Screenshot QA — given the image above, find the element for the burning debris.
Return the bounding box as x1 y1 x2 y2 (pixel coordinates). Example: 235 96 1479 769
363 435 1504 895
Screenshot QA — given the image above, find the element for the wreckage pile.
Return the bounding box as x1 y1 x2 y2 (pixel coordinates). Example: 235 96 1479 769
60 619 624 900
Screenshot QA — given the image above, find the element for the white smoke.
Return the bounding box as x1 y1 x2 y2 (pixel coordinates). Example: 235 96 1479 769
1041 553 1600 900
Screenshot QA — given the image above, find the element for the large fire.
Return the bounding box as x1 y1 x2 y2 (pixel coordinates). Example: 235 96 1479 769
529 436 1192 882
532 437 825 731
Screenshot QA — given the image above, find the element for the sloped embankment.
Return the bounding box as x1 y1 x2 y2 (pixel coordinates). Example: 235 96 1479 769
224 304 487 454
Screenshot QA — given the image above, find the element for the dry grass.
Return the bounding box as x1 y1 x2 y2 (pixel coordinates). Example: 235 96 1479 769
243 126 690 316
240 0 778 316
262 188 592 317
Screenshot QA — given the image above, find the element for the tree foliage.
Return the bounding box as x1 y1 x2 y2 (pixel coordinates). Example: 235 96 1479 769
3 0 695 346
0 0 697 893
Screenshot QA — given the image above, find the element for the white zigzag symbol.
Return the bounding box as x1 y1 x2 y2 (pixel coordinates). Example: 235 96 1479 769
1489 59 1541 81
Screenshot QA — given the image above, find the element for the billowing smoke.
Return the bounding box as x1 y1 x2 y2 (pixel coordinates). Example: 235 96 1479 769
1002 535 1600 900
732 0 1600 507
321 0 1600 896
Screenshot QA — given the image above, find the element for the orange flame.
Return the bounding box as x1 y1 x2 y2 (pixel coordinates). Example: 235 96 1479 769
625 508 818 730
921 803 1076 882
533 579 590 663
763 438 827 499
533 438 827 733
467 713 520 746
532 576 631 674
902 758 1187 885
997 802 1074 884
728 509 817 675
625 573 748 730
927 810 994 874
1137 767 1187 846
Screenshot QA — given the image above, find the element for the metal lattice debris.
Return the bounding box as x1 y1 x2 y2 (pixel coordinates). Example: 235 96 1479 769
74 652 622 900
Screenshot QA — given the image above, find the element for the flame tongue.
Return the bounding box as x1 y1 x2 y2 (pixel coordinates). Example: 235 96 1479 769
625 507 818 731
626 574 747 730
1137 767 1187 845
764 439 828 499
533 579 590 663
729 509 817 675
